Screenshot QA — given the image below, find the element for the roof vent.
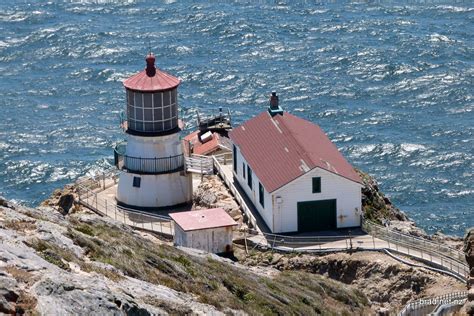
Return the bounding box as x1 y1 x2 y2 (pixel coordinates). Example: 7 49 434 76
268 92 283 116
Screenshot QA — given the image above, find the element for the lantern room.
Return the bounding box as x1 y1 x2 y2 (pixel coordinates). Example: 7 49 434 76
123 54 180 135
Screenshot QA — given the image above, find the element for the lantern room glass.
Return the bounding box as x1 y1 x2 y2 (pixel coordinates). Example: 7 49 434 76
126 88 178 133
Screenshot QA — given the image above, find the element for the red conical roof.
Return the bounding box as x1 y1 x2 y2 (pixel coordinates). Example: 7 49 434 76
123 53 180 92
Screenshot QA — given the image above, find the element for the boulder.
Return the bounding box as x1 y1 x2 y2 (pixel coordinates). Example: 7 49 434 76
40 185 78 215
57 193 75 215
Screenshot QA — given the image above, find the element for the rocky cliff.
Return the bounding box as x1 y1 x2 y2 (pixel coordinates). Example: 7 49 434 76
0 198 372 315
463 228 474 315
235 247 465 313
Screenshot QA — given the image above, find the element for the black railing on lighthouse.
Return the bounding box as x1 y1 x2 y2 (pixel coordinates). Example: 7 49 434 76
114 143 185 174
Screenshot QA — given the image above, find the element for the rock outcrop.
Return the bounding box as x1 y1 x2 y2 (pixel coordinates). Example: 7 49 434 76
463 228 474 315
40 185 79 215
357 169 408 223
193 175 244 226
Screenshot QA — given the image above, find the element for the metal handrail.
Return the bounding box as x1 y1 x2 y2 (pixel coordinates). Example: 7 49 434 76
362 219 469 280
75 171 174 237
363 220 467 265
114 143 184 174
76 165 469 282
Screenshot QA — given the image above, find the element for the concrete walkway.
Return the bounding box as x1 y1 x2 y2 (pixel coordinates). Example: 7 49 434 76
77 173 207 237
216 162 468 281
77 166 469 282
79 184 174 236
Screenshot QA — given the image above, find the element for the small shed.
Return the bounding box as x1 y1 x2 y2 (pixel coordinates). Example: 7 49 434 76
169 208 237 254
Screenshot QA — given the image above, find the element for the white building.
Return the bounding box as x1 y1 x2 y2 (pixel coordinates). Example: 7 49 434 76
114 53 192 210
229 93 363 233
169 208 237 254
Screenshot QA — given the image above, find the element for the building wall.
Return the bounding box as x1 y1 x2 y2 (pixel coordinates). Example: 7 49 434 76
173 225 234 254
233 145 273 231
126 133 182 159
116 171 192 208
117 131 192 209
273 167 362 233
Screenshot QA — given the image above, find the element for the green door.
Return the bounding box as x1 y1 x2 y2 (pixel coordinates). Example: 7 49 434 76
297 199 337 232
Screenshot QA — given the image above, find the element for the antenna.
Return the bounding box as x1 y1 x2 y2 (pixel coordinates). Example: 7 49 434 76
147 39 152 55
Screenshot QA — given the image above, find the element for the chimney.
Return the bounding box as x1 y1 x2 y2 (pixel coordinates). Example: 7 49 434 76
268 91 283 116
270 92 279 109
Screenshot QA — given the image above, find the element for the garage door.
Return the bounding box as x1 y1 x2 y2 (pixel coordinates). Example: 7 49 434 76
297 199 337 232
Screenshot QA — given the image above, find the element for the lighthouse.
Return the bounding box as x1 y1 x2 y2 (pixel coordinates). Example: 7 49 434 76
114 53 192 210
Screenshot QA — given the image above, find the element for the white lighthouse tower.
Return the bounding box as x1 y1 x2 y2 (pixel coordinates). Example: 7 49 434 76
114 53 192 210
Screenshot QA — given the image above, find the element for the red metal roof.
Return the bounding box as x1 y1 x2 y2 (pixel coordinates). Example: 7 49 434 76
169 208 237 232
183 131 221 156
123 54 180 92
229 111 362 193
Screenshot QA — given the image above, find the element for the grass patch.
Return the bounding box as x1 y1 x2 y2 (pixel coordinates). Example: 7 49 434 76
27 236 126 281
4 266 36 285
66 220 370 314
79 262 124 282
74 223 95 236
27 239 73 271
4 219 37 232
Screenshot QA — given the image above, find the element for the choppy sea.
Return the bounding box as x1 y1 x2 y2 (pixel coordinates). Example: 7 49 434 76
0 0 472 236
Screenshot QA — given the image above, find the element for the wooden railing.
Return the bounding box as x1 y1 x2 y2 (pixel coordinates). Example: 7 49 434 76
185 154 213 174
213 152 233 165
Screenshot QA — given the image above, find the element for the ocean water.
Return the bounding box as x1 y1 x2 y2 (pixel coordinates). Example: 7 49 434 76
0 1 472 236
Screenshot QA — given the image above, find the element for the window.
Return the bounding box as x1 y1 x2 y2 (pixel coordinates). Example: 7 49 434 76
242 163 245 179
133 177 141 188
312 177 321 193
259 182 264 207
233 145 237 173
247 165 252 189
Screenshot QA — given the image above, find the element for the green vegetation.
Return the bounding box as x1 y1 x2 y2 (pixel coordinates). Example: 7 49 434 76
363 205 389 224
63 219 370 315
27 239 73 271
4 219 37 232
27 237 122 281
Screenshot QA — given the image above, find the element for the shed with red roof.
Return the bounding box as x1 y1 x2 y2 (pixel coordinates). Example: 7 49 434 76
229 93 363 233
169 208 237 253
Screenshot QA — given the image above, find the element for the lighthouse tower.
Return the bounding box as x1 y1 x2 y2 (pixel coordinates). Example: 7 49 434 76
114 53 192 210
